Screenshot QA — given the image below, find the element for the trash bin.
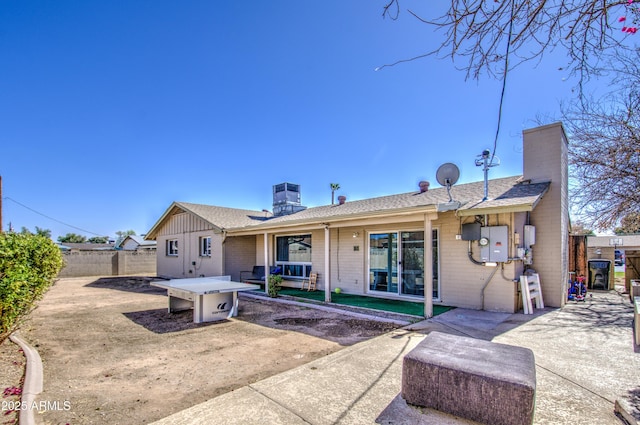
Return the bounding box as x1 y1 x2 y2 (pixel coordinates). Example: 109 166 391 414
631 279 640 301
588 259 612 290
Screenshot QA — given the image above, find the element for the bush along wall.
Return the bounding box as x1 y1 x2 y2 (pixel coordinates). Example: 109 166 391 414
0 232 64 343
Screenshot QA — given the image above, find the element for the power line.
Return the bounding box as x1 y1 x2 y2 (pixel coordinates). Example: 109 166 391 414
3 196 105 236
490 0 516 166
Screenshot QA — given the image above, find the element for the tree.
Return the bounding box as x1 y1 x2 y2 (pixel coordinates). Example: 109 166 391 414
35 227 52 239
614 212 640 234
561 50 640 230
381 0 638 83
115 230 136 246
330 183 340 205
58 233 87 243
19 226 52 239
570 221 595 235
88 236 109 244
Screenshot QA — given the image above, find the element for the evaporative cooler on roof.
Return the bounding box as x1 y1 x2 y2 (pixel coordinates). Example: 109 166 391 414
272 183 306 216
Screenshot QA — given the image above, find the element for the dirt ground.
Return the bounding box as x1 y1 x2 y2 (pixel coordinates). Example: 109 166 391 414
0 276 401 425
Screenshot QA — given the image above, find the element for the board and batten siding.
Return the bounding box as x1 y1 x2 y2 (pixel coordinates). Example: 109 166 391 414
155 212 222 278
156 211 217 237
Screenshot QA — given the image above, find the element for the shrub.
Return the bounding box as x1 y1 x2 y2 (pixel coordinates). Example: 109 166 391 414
267 274 283 298
0 232 64 343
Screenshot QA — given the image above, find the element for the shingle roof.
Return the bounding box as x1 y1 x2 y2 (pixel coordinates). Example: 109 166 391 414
145 175 550 239
175 202 273 229
455 178 550 216
250 176 549 227
144 202 272 240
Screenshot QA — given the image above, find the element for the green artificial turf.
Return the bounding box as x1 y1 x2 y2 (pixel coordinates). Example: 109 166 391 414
277 288 453 317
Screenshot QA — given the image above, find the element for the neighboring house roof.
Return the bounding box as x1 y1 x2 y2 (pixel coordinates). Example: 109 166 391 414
145 175 550 239
57 242 115 251
119 235 157 249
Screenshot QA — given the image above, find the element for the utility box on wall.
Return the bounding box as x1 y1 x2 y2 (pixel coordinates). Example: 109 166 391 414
461 222 481 241
480 226 509 263
524 225 536 247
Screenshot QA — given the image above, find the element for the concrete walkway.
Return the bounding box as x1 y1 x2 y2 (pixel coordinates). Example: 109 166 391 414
151 290 639 425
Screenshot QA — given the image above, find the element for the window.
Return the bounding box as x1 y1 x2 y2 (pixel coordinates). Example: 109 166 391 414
276 234 312 278
200 236 211 257
166 239 178 256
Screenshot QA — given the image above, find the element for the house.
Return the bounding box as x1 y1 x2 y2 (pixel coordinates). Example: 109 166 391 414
118 235 157 251
145 123 569 316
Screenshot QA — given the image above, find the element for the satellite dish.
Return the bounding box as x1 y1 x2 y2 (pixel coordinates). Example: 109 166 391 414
436 163 460 202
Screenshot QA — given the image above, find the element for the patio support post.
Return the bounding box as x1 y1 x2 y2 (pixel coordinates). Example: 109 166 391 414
324 225 330 303
264 232 269 295
424 214 436 318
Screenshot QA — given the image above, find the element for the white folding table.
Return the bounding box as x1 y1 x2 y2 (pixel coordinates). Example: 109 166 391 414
150 276 260 323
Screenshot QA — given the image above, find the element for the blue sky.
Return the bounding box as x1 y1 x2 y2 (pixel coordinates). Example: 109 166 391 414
1 1 583 240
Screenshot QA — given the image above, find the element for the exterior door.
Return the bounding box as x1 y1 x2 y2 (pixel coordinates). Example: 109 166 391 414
400 231 424 296
369 233 398 293
368 230 438 298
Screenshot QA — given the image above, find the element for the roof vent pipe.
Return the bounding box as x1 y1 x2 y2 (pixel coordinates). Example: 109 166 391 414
419 181 430 193
338 195 347 205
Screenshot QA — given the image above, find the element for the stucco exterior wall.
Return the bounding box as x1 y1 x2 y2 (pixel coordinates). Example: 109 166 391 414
524 122 569 307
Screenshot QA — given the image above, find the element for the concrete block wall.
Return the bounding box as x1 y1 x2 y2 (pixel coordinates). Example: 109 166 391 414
224 235 257 282
441 213 519 313
58 251 157 278
330 226 365 294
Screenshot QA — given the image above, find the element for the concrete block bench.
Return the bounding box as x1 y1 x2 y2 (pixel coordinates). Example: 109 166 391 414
402 332 536 425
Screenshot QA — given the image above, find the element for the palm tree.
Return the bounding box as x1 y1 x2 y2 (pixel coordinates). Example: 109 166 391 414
330 183 340 205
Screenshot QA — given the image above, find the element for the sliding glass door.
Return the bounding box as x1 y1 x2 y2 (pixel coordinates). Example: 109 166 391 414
369 229 439 299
